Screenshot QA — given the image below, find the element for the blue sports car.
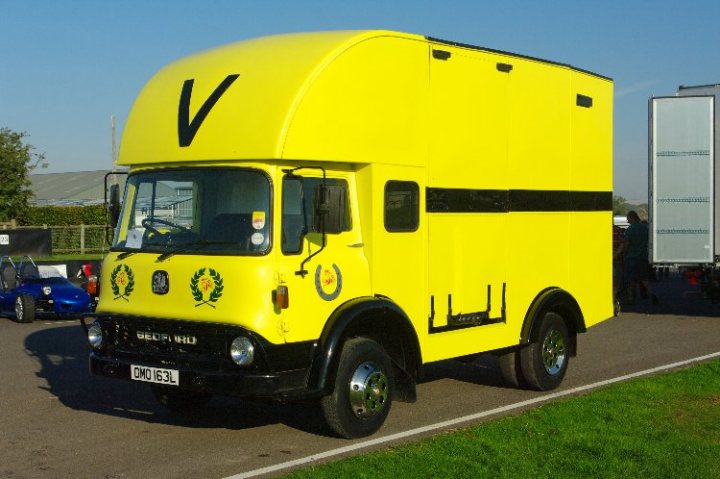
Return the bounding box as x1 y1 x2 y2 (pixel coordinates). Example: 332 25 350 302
0 256 95 323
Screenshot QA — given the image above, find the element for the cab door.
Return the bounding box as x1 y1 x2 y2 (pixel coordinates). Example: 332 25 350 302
277 169 370 343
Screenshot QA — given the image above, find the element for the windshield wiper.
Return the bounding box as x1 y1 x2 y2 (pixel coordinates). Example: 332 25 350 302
155 240 234 262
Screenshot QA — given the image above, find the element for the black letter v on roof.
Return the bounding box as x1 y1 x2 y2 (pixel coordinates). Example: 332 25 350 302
178 74 240 147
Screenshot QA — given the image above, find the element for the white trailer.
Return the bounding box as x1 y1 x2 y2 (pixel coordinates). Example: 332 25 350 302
650 85 720 265
649 84 718 267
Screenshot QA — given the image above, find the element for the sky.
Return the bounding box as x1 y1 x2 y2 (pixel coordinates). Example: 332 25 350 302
2 0 719 202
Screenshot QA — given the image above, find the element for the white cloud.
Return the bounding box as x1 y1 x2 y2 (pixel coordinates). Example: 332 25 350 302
615 80 660 98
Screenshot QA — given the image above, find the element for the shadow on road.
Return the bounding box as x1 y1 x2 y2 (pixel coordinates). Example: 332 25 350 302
24 276 715 436
619 274 720 317
22 323 510 436
23 324 331 435
422 355 509 388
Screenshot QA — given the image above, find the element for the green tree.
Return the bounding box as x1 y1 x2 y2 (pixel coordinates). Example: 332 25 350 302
613 195 629 215
0 128 45 222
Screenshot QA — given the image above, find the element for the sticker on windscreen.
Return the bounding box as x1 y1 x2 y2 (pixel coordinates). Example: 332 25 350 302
252 211 266 230
251 233 265 246
126 228 143 249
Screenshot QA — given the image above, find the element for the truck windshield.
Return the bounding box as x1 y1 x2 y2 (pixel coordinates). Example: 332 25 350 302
112 168 271 255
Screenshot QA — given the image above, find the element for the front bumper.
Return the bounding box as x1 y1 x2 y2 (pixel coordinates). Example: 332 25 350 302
37 297 95 316
89 352 309 398
86 314 319 400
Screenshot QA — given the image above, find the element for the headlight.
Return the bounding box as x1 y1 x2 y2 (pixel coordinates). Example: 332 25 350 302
230 336 254 366
87 322 103 349
42 286 52 296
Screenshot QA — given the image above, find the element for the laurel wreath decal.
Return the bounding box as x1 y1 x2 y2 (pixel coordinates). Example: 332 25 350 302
190 267 224 308
111 264 135 301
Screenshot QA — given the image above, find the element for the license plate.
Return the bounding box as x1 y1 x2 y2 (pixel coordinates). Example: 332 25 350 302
130 364 179 386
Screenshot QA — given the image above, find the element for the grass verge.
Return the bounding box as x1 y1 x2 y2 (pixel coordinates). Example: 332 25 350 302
285 360 720 478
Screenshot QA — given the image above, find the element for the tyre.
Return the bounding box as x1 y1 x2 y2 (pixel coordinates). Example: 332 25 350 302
320 338 393 438
497 348 525 388
520 312 570 391
151 385 212 413
15 295 36 323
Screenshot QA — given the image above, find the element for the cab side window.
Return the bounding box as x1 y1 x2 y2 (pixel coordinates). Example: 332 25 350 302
282 177 351 254
384 181 419 232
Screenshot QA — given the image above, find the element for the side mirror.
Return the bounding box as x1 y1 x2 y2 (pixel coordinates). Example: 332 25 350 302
108 183 121 228
104 171 127 246
104 171 127 233
314 183 347 234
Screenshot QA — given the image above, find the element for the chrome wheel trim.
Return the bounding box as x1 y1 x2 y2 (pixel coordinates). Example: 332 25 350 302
542 329 567 376
349 361 389 419
15 296 23 320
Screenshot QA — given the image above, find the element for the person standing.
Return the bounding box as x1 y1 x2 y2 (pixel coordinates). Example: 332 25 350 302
615 210 658 305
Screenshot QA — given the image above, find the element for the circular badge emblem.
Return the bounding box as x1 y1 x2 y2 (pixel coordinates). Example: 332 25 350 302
315 264 342 301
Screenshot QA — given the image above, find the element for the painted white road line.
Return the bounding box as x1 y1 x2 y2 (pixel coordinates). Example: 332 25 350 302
225 351 720 479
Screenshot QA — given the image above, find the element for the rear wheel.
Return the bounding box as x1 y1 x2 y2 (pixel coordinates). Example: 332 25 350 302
321 338 393 438
520 312 570 391
15 295 36 323
151 385 212 413
498 348 525 388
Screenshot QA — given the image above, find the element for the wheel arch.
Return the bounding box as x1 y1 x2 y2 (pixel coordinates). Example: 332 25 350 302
307 295 421 402
520 287 585 356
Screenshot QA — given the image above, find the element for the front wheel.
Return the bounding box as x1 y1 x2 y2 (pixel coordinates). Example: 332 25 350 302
15 295 36 323
520 312 570 391
320 338 394 438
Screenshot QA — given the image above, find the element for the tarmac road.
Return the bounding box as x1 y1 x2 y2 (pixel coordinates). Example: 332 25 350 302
1 275 719 479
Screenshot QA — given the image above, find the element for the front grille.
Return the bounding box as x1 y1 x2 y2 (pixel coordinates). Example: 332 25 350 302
36 299 53 312
59 302 73 311
97 315 264 372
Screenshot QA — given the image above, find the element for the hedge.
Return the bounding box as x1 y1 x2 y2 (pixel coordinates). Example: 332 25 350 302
22 205 107 226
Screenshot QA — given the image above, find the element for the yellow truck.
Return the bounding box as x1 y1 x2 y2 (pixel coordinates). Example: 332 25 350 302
86 30 614 438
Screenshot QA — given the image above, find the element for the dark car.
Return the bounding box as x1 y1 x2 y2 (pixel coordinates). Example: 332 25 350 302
0 256 95 323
